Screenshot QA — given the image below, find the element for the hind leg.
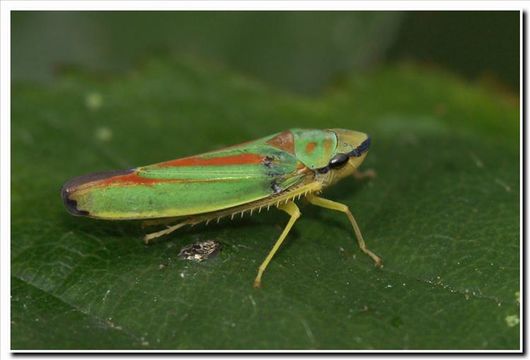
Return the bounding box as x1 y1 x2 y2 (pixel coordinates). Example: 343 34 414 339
143 221 190 244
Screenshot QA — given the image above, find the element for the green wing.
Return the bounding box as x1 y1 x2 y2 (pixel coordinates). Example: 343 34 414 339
65 136 307 220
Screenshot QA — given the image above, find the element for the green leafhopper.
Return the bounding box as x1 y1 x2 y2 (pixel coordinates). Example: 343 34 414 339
61 129 382 287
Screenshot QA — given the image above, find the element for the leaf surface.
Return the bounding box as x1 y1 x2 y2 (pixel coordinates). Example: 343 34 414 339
11 60 519 350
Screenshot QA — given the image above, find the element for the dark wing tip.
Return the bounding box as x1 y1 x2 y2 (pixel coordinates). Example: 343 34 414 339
61 182 90 216
60 168 134 216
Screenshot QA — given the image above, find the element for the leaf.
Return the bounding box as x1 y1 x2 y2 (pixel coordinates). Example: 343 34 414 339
11 59 519 350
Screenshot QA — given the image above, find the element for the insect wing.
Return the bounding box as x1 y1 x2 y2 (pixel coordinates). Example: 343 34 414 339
63 138 307 220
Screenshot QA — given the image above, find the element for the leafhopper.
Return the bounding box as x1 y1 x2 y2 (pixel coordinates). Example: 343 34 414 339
62 129 382 287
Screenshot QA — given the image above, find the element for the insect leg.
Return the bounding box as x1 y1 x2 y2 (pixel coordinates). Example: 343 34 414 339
253 201 301 288
306 194 382 267
143 222 188 244
141 217 180 228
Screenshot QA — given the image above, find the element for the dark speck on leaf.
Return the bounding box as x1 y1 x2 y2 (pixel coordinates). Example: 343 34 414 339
178 240 222 262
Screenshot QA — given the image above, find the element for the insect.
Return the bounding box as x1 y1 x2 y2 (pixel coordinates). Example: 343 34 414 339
62 128 382 287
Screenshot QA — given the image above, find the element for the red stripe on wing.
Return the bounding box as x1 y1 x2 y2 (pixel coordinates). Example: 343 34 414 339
96 173 163 186
157 153 265 167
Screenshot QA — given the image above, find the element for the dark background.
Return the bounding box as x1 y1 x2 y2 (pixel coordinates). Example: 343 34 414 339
12 11 519 94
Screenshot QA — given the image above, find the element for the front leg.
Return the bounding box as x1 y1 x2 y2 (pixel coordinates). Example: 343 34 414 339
306 194 382 267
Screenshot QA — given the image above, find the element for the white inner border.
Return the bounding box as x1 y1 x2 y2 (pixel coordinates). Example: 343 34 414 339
1 1 525 357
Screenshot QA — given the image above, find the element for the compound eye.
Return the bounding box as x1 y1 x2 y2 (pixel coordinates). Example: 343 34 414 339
328 153 349 169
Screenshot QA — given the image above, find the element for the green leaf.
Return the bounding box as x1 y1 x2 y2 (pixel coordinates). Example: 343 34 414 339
11 59 519 350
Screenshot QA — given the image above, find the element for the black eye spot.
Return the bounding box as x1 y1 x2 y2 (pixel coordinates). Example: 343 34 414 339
328 153 349 169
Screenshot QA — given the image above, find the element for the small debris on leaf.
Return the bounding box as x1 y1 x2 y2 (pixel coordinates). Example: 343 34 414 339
178 240 222 262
